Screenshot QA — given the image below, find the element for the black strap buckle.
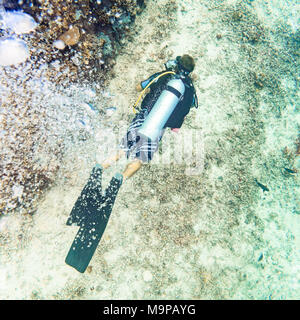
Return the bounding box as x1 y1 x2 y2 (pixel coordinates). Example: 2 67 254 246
166 85 182 99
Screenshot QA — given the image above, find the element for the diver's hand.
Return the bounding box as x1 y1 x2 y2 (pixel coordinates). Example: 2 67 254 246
136 83 143 91
190 73 198 81
136 83 150 94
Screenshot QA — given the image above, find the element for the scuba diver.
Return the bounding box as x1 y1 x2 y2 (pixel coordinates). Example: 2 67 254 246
65 54 198 273
102 54 198 178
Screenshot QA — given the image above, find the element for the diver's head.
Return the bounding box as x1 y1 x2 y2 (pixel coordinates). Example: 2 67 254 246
176 55 195 74
165 54 195 76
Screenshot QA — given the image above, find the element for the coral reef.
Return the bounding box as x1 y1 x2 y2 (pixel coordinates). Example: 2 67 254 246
0 0 147 215
2 0 146 81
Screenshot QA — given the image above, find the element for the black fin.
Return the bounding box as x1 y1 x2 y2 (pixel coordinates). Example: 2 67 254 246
66 164 103 226
65 172 123 273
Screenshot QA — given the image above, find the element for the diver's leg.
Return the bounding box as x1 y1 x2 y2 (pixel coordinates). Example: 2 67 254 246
102 150 125 169
122 158 143 179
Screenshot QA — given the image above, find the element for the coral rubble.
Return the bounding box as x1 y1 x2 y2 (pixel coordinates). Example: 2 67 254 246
0 0 147 215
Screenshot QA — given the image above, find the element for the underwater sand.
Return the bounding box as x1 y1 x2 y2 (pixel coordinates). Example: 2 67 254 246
0 0 299 299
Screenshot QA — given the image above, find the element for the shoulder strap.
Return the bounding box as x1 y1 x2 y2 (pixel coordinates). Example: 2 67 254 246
188 77 198 108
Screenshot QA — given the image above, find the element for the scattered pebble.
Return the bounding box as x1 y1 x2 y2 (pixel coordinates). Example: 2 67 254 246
53 39 66 50
1 11 37 34
58 26 80 46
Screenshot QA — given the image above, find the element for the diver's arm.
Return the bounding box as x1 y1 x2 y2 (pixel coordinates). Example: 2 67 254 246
138 72 164 91
136 83 150 94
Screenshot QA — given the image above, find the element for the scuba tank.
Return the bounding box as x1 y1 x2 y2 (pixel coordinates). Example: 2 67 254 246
138 77 185 141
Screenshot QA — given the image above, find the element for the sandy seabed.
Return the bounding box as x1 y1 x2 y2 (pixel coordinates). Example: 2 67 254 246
0 0 299 299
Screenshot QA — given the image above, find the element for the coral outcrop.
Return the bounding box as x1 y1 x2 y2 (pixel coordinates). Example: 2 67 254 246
0 0 147 215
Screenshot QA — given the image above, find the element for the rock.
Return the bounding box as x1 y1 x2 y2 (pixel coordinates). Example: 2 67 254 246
1 10 37 34
53 39 66 50
58 26 80 46
0 38 29 66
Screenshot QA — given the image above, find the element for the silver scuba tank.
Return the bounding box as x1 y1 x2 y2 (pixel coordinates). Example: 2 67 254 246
138 78 185 141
